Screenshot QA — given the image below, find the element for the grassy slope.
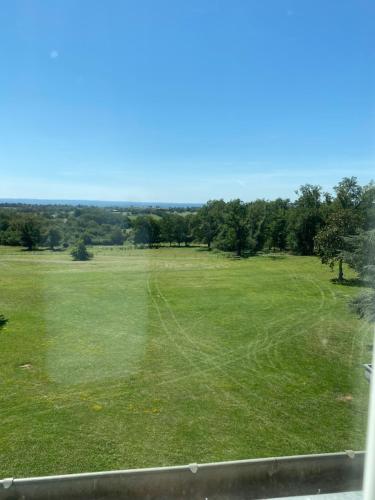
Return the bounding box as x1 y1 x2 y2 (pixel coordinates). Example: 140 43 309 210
0 246 371 477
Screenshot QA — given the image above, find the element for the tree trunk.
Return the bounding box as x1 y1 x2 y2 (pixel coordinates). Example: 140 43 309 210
338 258 344 282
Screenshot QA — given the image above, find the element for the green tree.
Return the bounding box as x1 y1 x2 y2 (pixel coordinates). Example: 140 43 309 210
266 199 290 251
110 228 125 245
216 199 250 256
268 216 288 251
314 177 366 282
287 185 324 255
133 216 161 248
333 176 363 210
160 213 176 246
0 227 21 246
183 214 195 246
45 227 62 250
194 200 225 250
360 181 375 230
19 216 42 250
172 215 190 247
314 210 361 282
71 241 92 261
247 199 270 252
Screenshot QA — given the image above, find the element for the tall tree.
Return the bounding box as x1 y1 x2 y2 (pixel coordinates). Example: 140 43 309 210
19 216 42 250
287 185 324 255
45 227 62 250
160 214 176 246
333 176 363 210
247 199 270 252
261 198 289 251
359 181 375 230
216 199 250 256
314 209 362 282
133 216 161 248
182 214 194 246
173 214 191 247
194 200 225 250
315 177 366 282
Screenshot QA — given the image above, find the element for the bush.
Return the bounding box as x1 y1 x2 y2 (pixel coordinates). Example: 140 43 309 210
71 241 93 261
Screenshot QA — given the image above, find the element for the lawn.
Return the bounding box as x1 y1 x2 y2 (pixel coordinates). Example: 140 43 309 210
0 245 372 477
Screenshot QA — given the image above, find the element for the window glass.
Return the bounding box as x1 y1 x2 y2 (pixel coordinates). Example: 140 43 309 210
0 0 374 480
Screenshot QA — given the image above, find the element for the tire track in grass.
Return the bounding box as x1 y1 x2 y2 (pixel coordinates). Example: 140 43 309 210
262 263 329 375
20 276 334 456
155 259 309 384
154 277 269 376
146 277 215 395
155 268 301 379
249 268 345 393
153 260 349 447
153 276 310 449
256 267 367 410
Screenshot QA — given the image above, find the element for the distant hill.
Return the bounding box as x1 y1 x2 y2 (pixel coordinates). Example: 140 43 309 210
0 198 202 209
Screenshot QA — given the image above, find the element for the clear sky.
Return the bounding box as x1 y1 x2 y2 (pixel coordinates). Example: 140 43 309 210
1 0 374 203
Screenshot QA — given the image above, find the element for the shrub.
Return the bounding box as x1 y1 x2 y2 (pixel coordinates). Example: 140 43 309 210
71 241 93 261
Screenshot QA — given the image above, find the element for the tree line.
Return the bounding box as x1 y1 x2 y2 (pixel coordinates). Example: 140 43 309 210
0 178 373 262
0 176 374 321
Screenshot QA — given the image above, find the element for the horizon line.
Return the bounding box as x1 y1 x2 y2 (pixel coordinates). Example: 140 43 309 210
0 197 203 208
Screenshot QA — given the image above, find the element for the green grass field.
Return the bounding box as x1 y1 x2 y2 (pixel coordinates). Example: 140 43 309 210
0 246 372 477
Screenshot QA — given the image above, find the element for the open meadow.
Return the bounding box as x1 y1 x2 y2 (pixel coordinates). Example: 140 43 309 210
0 245 372 477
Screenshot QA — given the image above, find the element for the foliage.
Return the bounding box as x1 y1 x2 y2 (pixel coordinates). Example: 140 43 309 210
0 177 372 259
287 184 324 255
194 200 225 249
160 213 177 246
71 241 92 261
333 176 363 210
216 199 251 256
314 210 361 281
110 228 125 245
133 216 161 248
19 216 42 250
45 228 62 250
314 178 366 282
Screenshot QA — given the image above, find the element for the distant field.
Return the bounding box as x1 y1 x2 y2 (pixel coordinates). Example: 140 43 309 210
0 246 371 477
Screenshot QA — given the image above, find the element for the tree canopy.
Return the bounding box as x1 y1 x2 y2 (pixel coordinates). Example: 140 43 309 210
0 177 372 264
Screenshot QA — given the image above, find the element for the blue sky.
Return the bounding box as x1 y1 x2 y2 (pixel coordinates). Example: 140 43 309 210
1 0 374 203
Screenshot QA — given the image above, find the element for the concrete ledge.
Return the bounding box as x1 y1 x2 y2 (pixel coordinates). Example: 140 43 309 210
0 451 365 500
